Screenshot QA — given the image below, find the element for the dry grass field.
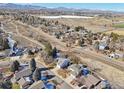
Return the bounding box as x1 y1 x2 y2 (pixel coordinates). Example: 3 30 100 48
52 17 114 32
34 14 124 33
105 30 124 35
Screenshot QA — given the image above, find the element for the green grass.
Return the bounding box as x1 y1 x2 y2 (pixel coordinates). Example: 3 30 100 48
12 83 20 89
113 24 124 28
0 57 10 61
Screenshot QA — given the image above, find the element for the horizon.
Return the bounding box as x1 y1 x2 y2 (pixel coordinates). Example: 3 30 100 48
19 3 124 12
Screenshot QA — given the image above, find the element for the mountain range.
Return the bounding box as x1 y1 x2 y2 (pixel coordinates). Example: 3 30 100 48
0 3 124 14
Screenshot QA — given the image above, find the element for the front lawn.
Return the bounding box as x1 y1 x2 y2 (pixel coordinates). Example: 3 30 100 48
12 83 20 89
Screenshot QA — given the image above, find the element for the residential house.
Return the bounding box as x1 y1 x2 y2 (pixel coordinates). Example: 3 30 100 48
60 36 65 42
12 68 32 82
68 64 82 78
71 72 100 89
10 56 20 61
78 30 88 36
108 53 123 59
28 80 45 89
57 82 72 89
82 74 101 89
95 80 111 89
73 76 87 88
99 41 108 50
81 67 90 76
94 81 106 89
18 77 33 89
20 63 29 68
98 36 110 50
57 58 70 69
68 28 74 33
74 39 80 46
56 52 61 58
44 82 56 89
41 71 48 81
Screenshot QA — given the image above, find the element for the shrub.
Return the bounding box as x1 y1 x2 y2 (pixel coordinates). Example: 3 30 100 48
45 42 52 56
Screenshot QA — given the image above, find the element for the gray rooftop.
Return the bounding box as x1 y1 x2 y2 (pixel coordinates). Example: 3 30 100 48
14 68 32 80
57 58 70 66
68 64 82 77
83 74 101 88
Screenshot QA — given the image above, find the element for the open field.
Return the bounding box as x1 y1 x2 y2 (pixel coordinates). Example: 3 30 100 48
49 17 115 32
36 14 124 33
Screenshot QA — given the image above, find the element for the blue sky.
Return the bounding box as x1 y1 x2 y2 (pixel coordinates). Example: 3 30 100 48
22 3 124 12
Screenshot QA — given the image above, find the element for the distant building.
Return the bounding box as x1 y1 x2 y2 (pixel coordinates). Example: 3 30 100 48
99 42 107 50
108 53 123 59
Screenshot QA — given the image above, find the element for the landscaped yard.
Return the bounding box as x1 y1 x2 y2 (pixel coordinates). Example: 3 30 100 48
57 69 70 78
113 24 124 28
12 83 20 89
112 58 124 62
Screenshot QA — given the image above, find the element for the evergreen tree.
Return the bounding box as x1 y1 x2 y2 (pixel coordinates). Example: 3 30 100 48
2 80 12 89
67 26 70 30
52 47 57 58
14 60 20 68
29 58 36 72
33 68 41 81
0 37 10 50
75 26 85 32
10 60 20 73
110 32 119 42
94 41 99 51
